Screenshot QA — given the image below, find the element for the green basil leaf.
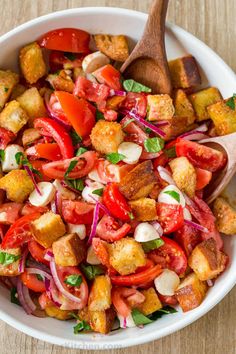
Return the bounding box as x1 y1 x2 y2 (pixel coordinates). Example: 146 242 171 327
128 212 135 220
36 274 44 281
123 118 135 128
226 93 236 110
163 190 180 203
69 312 80 320
15 152 24 165
80 264 105 280
144 137 165 153
0 251 20 266
106 152 126 164
131 308 153 325
92 188 104 197
142 238 164 253
96 109 105 121
123 79 152 93
64 52 77 61
65 178 84 191
4 87 9 93
164 146 176 158
70 130 82 146
148 306 177 321
76 147 87 156
0 149 5 161
64 160 79 178
74 320 91 334
145 127 152 134
14 152 42 178
64 274 83 287
10 287 20 306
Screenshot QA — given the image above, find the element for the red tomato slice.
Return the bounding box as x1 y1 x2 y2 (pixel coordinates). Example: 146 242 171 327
42 151 97 180
0 127 15 149
93 64 122 90
49 51 85 71
20 270 46 293
92 238 117 275
26 143 62 161
120 92 147 118
158 294 178 306
103 183 132 222
38 292 54 309
96 215 131 242
156 203 184 234
73 76 110 103
0 203 22 225
38 28 90 53
21 204 48 216
174 223 201 256
28 240 49 265
111 287 145 317
55 91 95 138
31 160 52 182
121 116 148 145
196 168 212 190
62 200 95 224
148 236 187 275
176 138 227 172
95 159 135 184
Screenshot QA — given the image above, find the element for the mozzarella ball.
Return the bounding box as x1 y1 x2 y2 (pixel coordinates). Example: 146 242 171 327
118 142 142 164
158 184 185 207
29 182 56 207
154 269 180 296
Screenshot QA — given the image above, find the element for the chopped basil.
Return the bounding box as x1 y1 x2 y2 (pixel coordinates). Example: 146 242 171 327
64 274 83 287
164 146 176 158
4 87 9 93
131 308 153 325
148 306 177 321
0 149 5 161
15 152 42 178
131 306 177 326
64 178 84 191
142 238 164 253
64 52 77 61
69 312 80 320
96 109 105 121
164 190 180 203
123 118 135 128
64 160 78 178
36 274 44 281
128 212 135 220
123 79 152 93
106 152 126 164
76 147 87 156
80 264 105 280
92 188 104 197
10 287 20 306
70 130 82 146
74 320 91 334
145 127 152 134
0 251 20 266
226 93 236 110
144 137 165 153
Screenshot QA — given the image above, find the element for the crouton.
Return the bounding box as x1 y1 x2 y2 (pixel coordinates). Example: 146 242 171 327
22 128 41 147
52 233 86 267
207 97 236 135
168 55 201 88
88 275 111 311
106 96 126 111
147 94 175 121
0 170 34 202
16 88 47 125
136 287 162 315
129 198 157 221
90 120 124 154
78 307 90 323
175 272 208 312
188 238 227 281
108 237 146 275
19 42 47 84
173 89 195 125
89 308 116 334
10 84 27 100
45 306 72 320
31 211 66 248
0 247 21 276
46 70 74 93
169 157 196 197
161 116 195 141
0 70 19 110
213 197 236 235
189 87 222 121
94 34 129 62
119 160 157 200
0 100 29 134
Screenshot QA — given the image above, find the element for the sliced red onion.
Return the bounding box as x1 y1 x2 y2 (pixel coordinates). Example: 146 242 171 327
44 91 71 131
87 202 100 244
23 165 42 196
182 192 194 206
44 250 54 262
55 191 62 215
18 247 29 273
17 278 35 314
26 268 52 280
185 219 209 233
45 277 62 307
26 259 50 273
50 259 82 303
85 178 95 187
88 194 110 216
150 221 163 236
153 120 170 127
22 285 37 311
157 166 176 185
207 279 214 287
123 317 127 329
179 123 209 141
50 200 57 214
120 109 166 137
109 89 127 97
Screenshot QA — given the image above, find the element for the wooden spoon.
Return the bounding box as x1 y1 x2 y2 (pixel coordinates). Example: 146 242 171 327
120 0 172 94
200 132 236 204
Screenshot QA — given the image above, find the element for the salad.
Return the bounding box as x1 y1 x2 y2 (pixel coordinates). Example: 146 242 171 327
0 27 235 335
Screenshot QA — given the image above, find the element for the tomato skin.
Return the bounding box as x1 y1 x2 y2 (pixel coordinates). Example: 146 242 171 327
103 183 132 222
55 92 95 138
111 287 145 317
121 116 148 145
96 215 131 242
158 294 178 306
0 127 15 149
174 223 201 257
30 160 52 182
26 143 62 161
49 51 85 71
62 200 95 224
39 292 54 309
21 204 48 216
73 76 110 103
0 203 22 225
38 28 90 53
156 203 184 234
28 240 49 265
196 168 212 190
93 64 122 90
148 236 187 275
20 270 46 293
175 138 227 172
92 238 117 275
120 92 147 118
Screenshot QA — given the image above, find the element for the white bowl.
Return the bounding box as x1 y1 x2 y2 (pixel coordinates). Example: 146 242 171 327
0 7 236 350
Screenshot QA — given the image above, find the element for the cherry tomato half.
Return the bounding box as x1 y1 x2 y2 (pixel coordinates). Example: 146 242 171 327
26 143 62 161
73 76 110 103
156 203 184 234
20 270 46 293
0 127 15 149
0 203 22 225
174 223 201 257
96 215 131 242
120 92 147 118
28 240 49 265
103 183 132 222
93 64 122 91
62 200 95 225
195 168 212 190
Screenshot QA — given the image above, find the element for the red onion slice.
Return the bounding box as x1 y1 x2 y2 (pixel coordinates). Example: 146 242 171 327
88 194 110 216
179 123 209 141
18 246 29 273
157 166 176 185
61 180 80 194
87 202 100 244
150 221 163 236
109 89 127 97
50 200 57 214
123 317 127 329
16 278 36 314
44 277 62 307
185 219 209 233
26 268 52 280
44 250 54 262
23 165 42 196
44 91 71 131
207 279 214 287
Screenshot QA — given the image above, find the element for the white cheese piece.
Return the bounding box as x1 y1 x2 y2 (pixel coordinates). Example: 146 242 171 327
154 269 180 296
118 142 142 164
158 184 185 207
134 222 160 242
29 182 56 207
2 144 24 172
67 223 86 240
82 51 110 74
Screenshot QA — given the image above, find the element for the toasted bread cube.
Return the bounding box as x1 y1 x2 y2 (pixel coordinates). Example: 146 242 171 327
0 100 29 134
0 247 21 276
88 275 111 311
136 287 162 315
213 197 236 235
0 170 34 202
19 42 47 84
108 238 146 275
129 198 157 221
78 307 90 323
22 128 41 147
89 308 116 334
161 116 195 141
10 84 27 101
90 120 124 154
46 70 74 93
0 70 19 110
189 87 222 121
175 272 208 312
52 233 86 267
94 34 129 62
31 212 66 248
45 306 72 320
147 94 175 121
169 55 201 88
207 97 236 135
188 238 227 281
16 88 47 125
169 157 196 197
119 161 157 200
174 89 195 125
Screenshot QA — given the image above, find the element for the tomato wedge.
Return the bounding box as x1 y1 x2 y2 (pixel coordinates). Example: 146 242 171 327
156 203 184 234
196 168 212 190
49 51 85 71
0 203 22 225
92 238 117 275
20 270 46 293
148 236 187 275
93 64 122 90
42 151 97 180
174 223 201 256
55 92 95 138
38 28 90 53
73 76 110 103
28 240 49 265
26 143 62 161
30 160 52 182
62 200 95 224
96 215 131 242
111 287 145 317
0 127 15 149
175 138 227 172
121 116 148 145
120 92 147 118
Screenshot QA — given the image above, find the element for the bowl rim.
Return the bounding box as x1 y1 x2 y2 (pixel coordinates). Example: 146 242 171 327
0 6 235 350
